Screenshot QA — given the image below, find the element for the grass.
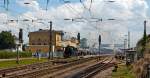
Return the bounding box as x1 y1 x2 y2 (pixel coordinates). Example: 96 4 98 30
112 65 135 78
0 51 32 59
0 57 79 69
0 58 48 69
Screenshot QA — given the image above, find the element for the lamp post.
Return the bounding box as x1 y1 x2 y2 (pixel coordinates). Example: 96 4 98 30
124 38 127 54
48 21 53 60
98 35 101 55
15 38 19 64
142 20 147 58
36 20 53 60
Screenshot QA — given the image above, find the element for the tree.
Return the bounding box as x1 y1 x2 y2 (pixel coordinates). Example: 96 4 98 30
137 21 148 59
136 35 150 59
0 31 15 50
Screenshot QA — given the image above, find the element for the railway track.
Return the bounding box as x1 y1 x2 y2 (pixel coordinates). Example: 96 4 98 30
44 57 108 78
66 57 115 78
4 56 101 78
0 57 87 78
0 61 53 77
82 58 114 78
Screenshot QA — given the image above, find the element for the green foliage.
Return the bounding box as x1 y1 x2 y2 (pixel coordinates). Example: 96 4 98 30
136 35 150 58
0 51 32 59
137 35 149 47
0 31 15 50
112 65 135 78
19 52 32 58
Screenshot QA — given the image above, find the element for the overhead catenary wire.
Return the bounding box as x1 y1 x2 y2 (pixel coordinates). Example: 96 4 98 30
60 0 84 19
1 0 118 27
64 4 82 18
88 0 93 17
46 0 50 11
80 0 88 10
59 0 91 23
3 0 9 11
4 0 6 8
80 0 93 17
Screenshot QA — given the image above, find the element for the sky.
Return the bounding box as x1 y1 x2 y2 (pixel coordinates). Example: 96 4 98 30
0 0 150 48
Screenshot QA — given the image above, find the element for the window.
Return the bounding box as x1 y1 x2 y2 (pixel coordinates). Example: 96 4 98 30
57 37 60 41
38 43 41 45
44 43 47 45
38 38 41 41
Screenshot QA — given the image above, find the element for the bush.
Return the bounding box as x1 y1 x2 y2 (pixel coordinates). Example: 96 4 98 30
0 51 32 59
133 58 150 78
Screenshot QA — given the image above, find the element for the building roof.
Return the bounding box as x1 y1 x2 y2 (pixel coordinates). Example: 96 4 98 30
29 29 63 34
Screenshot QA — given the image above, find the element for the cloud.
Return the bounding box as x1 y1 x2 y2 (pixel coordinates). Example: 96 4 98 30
0 0 149 47
17 0 40 11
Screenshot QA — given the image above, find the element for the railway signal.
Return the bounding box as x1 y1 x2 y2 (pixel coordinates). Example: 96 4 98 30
98 35 101 54
77 33 80 43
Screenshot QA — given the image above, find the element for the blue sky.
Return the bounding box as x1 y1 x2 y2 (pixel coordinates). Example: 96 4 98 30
0 0 82 15
0 0 150 47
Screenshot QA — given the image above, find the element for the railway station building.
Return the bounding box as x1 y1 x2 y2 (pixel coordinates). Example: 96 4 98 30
27 29 63 53
26 29 79 55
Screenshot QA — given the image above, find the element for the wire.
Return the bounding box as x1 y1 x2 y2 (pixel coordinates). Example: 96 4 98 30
80 0 87 10
60 0 84 19
6 0 9 10
46 0 50 11
3 0 9 11
89 0 93 16
4 0 6 8
61 0 95 23
66 4 82 17
80 0 93 18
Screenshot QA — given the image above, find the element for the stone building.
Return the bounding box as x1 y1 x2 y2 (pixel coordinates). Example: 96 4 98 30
62 37 79 48
27 29 63 52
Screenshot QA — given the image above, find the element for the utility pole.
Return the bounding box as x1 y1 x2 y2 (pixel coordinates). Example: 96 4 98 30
16 45 19 64
16 29 23 64
143 20 147 46
128 31 130 49
46 0 49 10
113 40 116 56
48 21 53 60
142 20 147 58
98 35 101 55
124 39 127 55
3 0 9 11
